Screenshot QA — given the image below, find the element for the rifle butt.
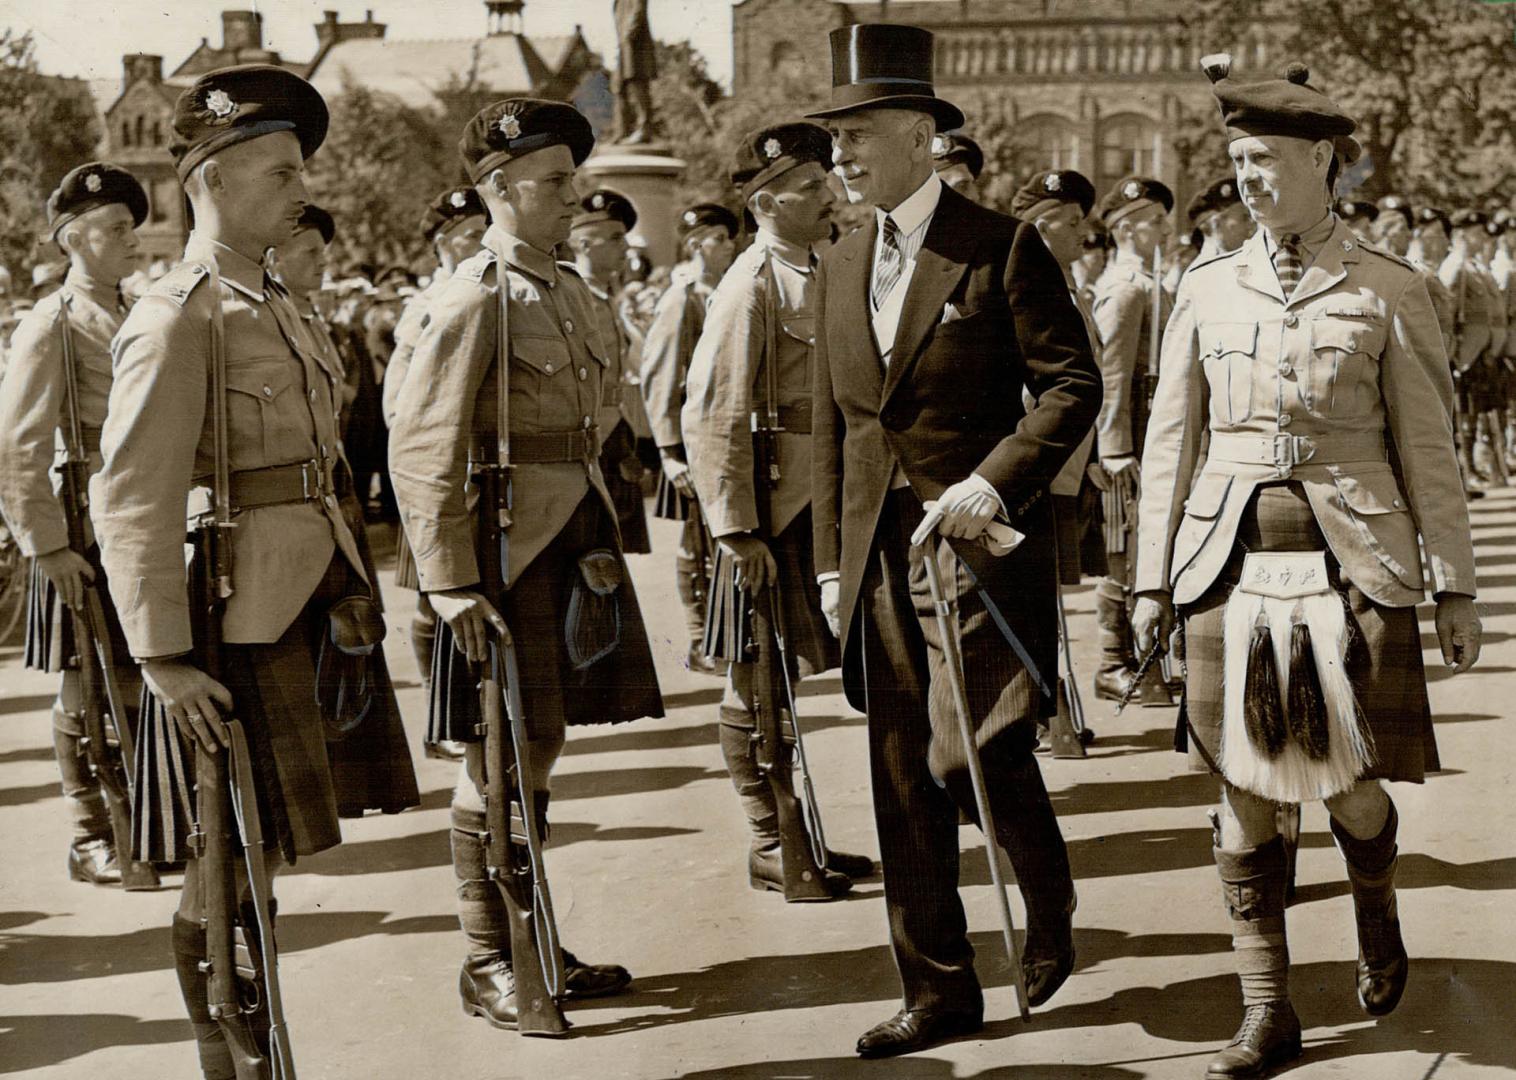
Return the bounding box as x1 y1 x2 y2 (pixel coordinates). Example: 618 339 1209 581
103 785 159 889
499 882 570 1036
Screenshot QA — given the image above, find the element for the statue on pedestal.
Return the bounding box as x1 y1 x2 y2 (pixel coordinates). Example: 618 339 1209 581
613 0 660 144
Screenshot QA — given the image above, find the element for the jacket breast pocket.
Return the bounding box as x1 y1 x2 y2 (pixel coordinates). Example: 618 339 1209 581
1171 472 1233 581
1332 467 1422 589
511 334 573 430
1198 323 1257 424
225 361 296 467
780 313 815 347
1307 318 1384 419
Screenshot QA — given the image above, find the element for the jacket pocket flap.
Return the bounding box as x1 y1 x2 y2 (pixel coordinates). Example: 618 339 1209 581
1182 472 1233 519
512 335 571 376
781 313 815 345
226 363 293 402
1198 322 1257 358
1311 320 1382 355
1334 469 1408 515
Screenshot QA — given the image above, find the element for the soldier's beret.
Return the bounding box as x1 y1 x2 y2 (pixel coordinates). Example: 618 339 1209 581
1449 209 1489 230
171 64 328 179
572 189 638 232
732 122 832 201
931 133 984 180
295 204 335 245
1010 170 1095 219
1487 217 1508 238
420 186 488 241
1376 195 1414 229
1201 54 1359 162
459 98 594 183
1082 228 1111 252
1414 206 1451 234
1184 175 1241 226
1096 175 1174 228
677 202 740 243
1494 208 1514 230
46 162 148 236
1336 199 1378 224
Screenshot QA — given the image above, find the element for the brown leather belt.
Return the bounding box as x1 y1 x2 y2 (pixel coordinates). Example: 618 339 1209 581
202 460 336 512
473 427 599 465
1207 432 1386 475
751 400 812 435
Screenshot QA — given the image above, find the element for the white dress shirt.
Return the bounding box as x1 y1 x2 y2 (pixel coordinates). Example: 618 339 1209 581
871 172 942 363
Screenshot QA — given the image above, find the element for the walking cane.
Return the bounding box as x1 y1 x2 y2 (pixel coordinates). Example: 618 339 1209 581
911 508 1032 1022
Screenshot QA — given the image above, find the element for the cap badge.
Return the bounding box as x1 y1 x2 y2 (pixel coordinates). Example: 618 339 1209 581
498 110 522 140
204 88 236 123
84 173 102 194
1044 173 1062 193
1220 182 1233 198
591 193 605 209
931 135 947 156
449 191 468 210
1123 180 1142 201
763 137 783 161
683 210 698 226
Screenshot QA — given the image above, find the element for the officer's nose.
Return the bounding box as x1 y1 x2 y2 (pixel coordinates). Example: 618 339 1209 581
832 139 850 168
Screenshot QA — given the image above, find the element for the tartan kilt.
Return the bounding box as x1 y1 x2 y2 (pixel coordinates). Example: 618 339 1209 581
701 506 839 676
1176 482 1438 784
653 470 694 521
601 421 651 555
24 545 132 677
132 556 420 865
427 491 665 745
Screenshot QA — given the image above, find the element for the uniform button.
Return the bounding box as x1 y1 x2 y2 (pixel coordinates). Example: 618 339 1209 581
309 388 317 400
325 494 338 508
545 362 554 373
1392 498 1403 508
564 318 575 334
1279 412 1293 428
1284 314 1298 328
578 366 588 380
1279 362 1293 377
262 385 273 398
583 416 593 429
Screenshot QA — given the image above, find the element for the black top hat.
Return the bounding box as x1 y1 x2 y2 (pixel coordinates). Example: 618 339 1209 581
805 25 964 132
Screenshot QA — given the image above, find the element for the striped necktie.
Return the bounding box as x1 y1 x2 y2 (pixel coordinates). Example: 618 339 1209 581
1273 233 1303 298
872 214 903 311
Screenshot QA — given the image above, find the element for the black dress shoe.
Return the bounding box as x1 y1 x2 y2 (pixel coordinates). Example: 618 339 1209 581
562 950 631 999
748 844 852 899
1206 1001 1303 1077
68 837 121 886
856 1007 983 1058
825 849 875 879
459 953 519 1030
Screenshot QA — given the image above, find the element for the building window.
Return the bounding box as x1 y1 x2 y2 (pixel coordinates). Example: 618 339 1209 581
151 120 162 146
151 179 177 225
1017 114 1081 170
1098 113 1162 188
120 120 132 148
135 115 144 147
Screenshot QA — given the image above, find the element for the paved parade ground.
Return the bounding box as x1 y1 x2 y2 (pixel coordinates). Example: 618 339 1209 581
2 496 1513 1080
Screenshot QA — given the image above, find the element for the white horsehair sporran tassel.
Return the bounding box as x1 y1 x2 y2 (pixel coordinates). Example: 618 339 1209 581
1220 552 1375 802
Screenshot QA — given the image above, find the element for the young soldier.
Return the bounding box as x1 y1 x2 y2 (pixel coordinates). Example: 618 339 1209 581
681 122 874 898
389 98 663 1032
1133 58 1480 1078
929 132 983 200
1371 195 1414 258
92 66 420 1078
640 201 738 672
1442 210 1502 486
568 189 652 556
0 162 146 885
1336 198 1378 244
1187 175 1255 262
1090 175 1176 703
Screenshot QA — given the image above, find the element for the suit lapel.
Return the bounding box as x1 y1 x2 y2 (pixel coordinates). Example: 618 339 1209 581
831 219 884 401
1234 229 1286 306
882 187 973 405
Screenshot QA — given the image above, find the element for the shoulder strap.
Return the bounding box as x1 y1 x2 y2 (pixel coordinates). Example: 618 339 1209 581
759 254 781 436
494 259 512 529
56 293 86 461
205 259 233 594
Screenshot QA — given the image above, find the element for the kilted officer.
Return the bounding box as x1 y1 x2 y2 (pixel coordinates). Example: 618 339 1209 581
92 65 419 1078
389 98 664 1030
1133 57 1481 1078
0 162 146 884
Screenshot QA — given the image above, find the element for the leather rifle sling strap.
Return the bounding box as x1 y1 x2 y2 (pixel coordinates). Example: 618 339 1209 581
494 257 514 575
57 294 86 461
760 254 782 498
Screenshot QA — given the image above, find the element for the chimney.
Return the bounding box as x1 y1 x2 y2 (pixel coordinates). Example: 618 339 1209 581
221 10 264 53
316 10 340 48
486 1 526 36
122 53 163 93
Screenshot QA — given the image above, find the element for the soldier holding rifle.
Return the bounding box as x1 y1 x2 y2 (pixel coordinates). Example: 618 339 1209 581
681 121 874 900
389 98 663 1035
0 162 149 887
92 65 419 1078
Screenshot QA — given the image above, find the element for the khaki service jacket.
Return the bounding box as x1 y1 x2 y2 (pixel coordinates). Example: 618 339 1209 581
1135 219 1475 610
1091 249 1173 458
639 269 713 449
1439 253 1493 368
578 274 637 450
381 274 446 426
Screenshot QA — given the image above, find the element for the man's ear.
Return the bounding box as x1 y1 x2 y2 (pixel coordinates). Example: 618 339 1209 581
750 189 777 219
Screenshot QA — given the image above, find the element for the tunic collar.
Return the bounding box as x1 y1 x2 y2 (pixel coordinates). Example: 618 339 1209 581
485 224 558 284
184 232 267 301
754 228 813 273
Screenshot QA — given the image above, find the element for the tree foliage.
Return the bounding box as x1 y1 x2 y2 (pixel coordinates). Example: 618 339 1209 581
1179 0 1516 203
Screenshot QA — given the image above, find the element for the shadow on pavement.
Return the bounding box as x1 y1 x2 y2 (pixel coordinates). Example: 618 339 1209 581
1083 724 1175 758
0 744 54 765
0 1012 187 1074
0 693 53 717
562 711 865 758
553 764 728 801
1050 772 1216 817
0 781 58 809
674 1054 1144 1078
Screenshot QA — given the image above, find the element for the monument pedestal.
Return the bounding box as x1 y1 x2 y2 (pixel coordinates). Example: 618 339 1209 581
579 144 686 268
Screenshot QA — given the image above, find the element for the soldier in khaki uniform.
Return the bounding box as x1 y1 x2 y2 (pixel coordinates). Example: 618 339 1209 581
1336 198 1378 244
92 66 419 1078
1090 175 1175 702
1187 175 1255 263
1133 58 1481 1078
929 132 983 200
568 189 651 555
0 162 146 885
681 122 873 898
389 98 663 1031
640 201 737 672
1442 210 1503 486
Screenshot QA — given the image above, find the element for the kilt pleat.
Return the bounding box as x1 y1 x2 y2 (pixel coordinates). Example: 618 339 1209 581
653 471 693 521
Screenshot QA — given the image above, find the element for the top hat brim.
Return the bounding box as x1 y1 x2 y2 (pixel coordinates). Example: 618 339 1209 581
805 93 964 134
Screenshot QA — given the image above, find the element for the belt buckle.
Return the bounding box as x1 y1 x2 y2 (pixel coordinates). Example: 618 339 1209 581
1271 433 1314 476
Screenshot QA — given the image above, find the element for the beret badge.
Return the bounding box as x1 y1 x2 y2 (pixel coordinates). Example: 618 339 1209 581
763 137 783 161
204 88 237 124
449 191 468 209
1220 182 1233 197
931 134 947 156
497 110 522 139
1123 180 1142 200
84 173 102 194
683 210 698 226
1044 173 1061 193
591 193 605 209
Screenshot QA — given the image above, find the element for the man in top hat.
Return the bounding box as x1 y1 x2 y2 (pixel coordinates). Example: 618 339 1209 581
1336 197 1378 244
930 132 984 199
0 161 146 887
1187 175 1255 262
91 65 419 1077
640 200 738 672
807 23 1100 1056
568 189 652 556
389 97 663 1033
680 121 874 900
1090 174 1177 704
1133 56 1479 1078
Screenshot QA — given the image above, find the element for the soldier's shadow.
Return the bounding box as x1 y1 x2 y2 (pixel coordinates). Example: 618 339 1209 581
0 1012 186 1074
0 692 52 717
561 710 865 758
674 1056 1146 1079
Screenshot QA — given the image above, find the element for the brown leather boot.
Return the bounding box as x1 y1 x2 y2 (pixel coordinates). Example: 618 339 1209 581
459 952 520 1030
1205 1001 1303 1077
